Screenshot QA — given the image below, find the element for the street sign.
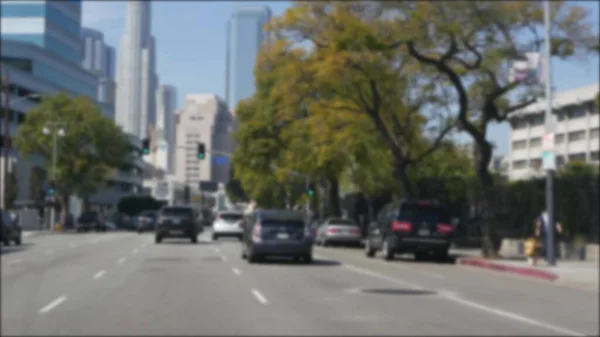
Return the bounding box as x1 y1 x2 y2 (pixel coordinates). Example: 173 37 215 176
199 181 218 192
542 151 556 170
542 132 554 151
155 181 169 198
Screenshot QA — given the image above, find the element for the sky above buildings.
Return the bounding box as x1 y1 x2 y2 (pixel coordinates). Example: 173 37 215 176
82 0 600 155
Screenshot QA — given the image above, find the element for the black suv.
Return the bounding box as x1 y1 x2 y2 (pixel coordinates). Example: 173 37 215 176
364 200 455 261
77 211 106 232
155 206 203 244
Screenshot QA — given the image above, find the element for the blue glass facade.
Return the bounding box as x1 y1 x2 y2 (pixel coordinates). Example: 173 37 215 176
0 1 82 65
225 7 272 112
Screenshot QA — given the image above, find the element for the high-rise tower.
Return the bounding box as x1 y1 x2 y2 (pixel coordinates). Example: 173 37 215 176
115 0 158 139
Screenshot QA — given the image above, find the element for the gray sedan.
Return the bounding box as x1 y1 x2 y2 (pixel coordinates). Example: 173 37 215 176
315 218 362 247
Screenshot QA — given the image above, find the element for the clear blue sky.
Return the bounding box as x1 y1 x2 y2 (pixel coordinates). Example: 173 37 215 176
82 1 599 155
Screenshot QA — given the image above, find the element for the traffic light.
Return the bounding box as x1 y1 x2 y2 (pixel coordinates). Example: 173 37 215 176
307 183 315 197
47 181 56 196
197 142 206 159
142 138 150 155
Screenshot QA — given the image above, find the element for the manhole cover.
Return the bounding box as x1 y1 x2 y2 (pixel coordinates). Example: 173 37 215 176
146 257 186 263
201 256 224 262
360 288 436 296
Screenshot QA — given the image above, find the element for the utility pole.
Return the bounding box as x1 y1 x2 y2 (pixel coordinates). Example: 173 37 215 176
1 72 10 210
43 123 66 231
543 0 557 266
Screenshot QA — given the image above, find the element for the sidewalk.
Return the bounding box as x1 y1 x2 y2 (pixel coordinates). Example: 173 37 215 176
453 248 599 290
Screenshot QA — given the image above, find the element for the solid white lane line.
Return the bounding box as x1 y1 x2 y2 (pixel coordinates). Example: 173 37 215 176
344 263 583 336
132 249 139 255
118 257 126 264
232 267 241 275
7 259 22 266
251 289 268 304
93 270 106 279
445 293 584 336
39 296 67 314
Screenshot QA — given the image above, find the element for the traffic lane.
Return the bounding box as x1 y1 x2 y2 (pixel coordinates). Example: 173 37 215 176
1 233 152 336
314 245 598 336
38 236 331 336
215 241 571 335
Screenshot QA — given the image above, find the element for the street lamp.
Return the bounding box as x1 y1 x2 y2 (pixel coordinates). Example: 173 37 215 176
43 122 66 231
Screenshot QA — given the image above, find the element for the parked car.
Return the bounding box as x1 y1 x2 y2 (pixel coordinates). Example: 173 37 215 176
364 200 455 261
315 217 362 247
136 210 158 233
155 206 203 244
1 210 22 246
76 211 106 232
241 209 313 264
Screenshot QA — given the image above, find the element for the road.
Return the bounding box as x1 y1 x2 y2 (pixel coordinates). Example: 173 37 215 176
2 230 598 336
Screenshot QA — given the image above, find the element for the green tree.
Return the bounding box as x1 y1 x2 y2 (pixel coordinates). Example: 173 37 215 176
6 171 18 209
28 166 47 205
14 93 128 223
382 0 598 255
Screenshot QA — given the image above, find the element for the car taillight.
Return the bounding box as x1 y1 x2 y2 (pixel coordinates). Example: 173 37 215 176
391 221 412 232
252 224 262 242
327 228 340 234
215 215 220 221
436 223 454 234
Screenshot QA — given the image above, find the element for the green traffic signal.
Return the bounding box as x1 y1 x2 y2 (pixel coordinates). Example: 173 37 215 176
307 189 314 196
48 188 55 196
142 138 150 155
197 142 206 160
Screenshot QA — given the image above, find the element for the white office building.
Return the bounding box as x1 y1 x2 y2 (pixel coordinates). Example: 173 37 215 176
507 83 599 181
154 85 177 173
174 94 234 189
115 0 158 139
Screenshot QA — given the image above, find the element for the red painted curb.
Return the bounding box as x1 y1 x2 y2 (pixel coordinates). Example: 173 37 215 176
458 257 559 281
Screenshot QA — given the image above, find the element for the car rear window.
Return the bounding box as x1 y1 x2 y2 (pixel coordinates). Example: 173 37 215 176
399 204 451 223
140 211 157 218
161 208 193 217
328 219 356 226
261 219 305 228
220 213 243 221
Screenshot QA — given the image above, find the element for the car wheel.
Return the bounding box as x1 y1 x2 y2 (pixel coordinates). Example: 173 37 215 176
322 240 330 247
237 235 243 241
434 250 449 262
155 235 162 244
191 236 198 244
247 252 259 264
414 252 429 261
241 249 247 259
14 235 22 246
364 239 376 258
212 234 218 241
2 238 10 246
381 238 394 261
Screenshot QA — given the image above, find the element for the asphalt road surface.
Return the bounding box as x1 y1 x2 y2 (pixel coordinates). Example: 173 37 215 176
2 231 598 336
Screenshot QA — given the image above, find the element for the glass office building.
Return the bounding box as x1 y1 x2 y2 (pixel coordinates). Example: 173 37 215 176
225 6 272 114
0 0 83 65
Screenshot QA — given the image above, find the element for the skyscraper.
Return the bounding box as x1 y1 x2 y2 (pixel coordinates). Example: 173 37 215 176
81 27 116 106
155 85 177 173
115 0 158 139
0 0 83 65
225 6 272 114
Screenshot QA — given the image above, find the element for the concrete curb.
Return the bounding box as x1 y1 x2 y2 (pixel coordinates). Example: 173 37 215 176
457 257 559 281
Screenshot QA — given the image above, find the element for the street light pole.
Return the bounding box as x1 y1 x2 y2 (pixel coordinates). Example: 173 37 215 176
1 72 10 210
44 123 66 231
543 0 557 266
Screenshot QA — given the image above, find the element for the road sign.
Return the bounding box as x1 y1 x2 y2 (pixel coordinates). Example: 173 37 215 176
542 151 556 170
542 132 554 151
155 181 169 198
199 181 218 192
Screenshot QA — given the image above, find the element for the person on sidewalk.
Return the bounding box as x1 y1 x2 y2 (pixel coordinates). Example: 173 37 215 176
534 210 563 265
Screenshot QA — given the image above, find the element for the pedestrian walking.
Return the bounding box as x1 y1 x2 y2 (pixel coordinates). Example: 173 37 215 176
534 210 563 265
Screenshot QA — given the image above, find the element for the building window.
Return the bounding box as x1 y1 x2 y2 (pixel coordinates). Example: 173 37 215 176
555 133 565 144
557 110 567 121
512 160 527 170
567 130 586 142
556 155 565 167
530 113 544 126
529 137 542 148
512 140 527 150
1 56 33 73
529 158 542 170
511 118 527 130
591 151 599 161
568 153 586 162
591 103 599 115
568 106 586 119
590 128 599 139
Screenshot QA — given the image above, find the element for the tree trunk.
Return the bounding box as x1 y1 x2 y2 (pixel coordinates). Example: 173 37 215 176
392 161 415 198
327 176 342 217
58 192 70 226
474 141 501 258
